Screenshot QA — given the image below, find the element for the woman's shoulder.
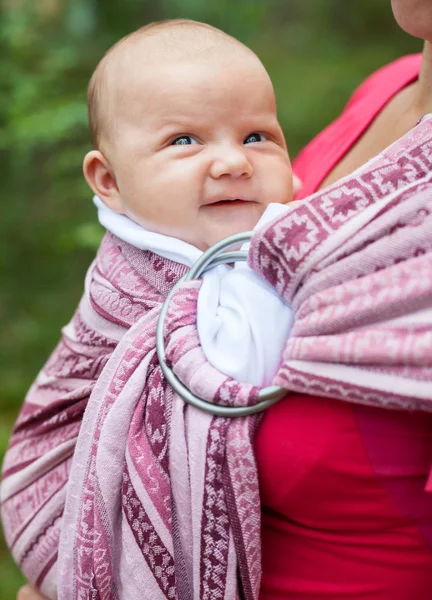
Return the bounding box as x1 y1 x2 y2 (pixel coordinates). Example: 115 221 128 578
293 54 422 197
344 53 422 110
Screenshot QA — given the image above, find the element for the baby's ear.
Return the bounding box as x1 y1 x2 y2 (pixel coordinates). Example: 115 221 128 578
83 150 124 213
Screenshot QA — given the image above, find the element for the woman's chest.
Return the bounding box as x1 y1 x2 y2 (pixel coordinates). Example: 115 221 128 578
254 394 432 532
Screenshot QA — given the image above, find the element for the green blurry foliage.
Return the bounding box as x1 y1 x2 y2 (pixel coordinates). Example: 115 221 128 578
0 0 423 596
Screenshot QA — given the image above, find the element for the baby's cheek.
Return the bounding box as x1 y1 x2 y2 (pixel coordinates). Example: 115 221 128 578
269 164 293 205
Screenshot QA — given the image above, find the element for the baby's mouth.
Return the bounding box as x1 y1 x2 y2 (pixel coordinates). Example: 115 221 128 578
205 198 249 207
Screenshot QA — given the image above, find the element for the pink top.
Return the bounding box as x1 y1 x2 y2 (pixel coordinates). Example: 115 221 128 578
256 54 432 599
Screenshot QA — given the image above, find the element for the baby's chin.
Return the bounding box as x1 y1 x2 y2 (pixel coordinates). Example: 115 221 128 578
197 200 267 249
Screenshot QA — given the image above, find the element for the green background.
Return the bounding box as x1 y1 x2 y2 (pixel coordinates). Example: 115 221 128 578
0 0 422 597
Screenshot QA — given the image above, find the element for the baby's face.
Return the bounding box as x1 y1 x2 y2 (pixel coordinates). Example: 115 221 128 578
106 52 293 250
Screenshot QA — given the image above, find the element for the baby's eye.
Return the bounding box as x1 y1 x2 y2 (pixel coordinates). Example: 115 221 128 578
244 132 267 144
171 135 198 146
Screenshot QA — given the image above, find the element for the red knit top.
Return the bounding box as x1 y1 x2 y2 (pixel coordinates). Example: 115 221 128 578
256 54 432 600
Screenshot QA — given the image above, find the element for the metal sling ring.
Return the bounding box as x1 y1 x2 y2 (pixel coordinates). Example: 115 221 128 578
156 231 287 417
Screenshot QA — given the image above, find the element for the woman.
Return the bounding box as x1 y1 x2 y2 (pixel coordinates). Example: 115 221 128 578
16 1 432 599
256 1 432 598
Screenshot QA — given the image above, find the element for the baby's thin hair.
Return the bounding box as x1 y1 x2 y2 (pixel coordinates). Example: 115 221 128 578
87 19 236 149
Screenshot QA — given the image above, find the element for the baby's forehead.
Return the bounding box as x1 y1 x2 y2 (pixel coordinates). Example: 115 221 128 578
117 58 273 124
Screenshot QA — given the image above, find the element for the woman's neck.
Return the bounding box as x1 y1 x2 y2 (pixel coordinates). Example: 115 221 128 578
414 41 432 116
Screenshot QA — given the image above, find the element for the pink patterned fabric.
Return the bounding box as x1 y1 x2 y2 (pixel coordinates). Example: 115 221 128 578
250 116 432 413
2 116 432 600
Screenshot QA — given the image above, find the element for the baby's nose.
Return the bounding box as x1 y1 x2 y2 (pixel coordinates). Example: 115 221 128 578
210 147 253 179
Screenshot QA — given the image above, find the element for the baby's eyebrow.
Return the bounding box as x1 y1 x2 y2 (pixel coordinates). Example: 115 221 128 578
155 117 206 137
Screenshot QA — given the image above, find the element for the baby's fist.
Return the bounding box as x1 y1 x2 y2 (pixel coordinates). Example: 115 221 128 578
17 584 49 600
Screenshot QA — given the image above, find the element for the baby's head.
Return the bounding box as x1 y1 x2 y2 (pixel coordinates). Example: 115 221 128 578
84 19 293 250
